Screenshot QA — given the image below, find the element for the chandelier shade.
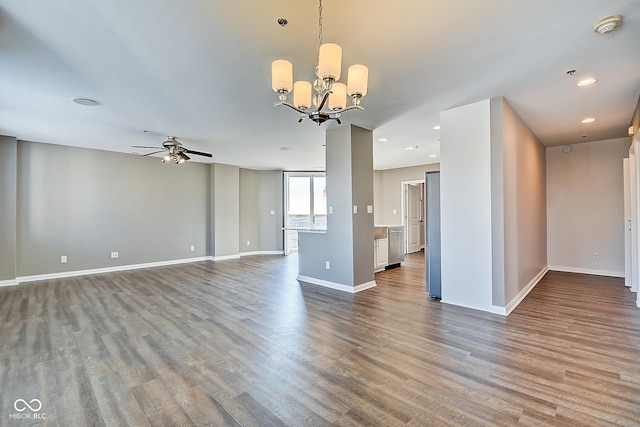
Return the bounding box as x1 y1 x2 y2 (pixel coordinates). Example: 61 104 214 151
329 82 346 110
271 0 368 125
318 43 342 81
271 59 293 94
294 80 312 109
347 64 368 97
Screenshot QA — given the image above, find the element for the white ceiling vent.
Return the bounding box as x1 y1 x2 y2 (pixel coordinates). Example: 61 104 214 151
593 14 622 34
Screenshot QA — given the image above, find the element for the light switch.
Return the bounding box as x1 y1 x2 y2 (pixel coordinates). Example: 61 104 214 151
367 205 373 213
329 206 333 214
353 205 358 214
270 210 275 215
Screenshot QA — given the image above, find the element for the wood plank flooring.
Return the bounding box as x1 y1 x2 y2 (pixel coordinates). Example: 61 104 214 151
0 253 639 426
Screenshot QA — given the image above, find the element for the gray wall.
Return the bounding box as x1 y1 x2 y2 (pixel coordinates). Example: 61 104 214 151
547 138 628 276
498 98 547 306
239 169 283 253
0 136 17 281
240 169 260 252
256 170 284 252
16 141 210 276
374 164 440 226
212 163 240 258
3 137 284 281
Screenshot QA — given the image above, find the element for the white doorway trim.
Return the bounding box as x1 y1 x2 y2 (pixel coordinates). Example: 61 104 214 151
401 179 425 254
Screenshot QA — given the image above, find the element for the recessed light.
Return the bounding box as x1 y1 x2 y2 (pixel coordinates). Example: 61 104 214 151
432 125 440 130
576 78 597 87
378 138 389 142
429 154 437 158
71 97 99 106
581 117 596 124
405 147 414 151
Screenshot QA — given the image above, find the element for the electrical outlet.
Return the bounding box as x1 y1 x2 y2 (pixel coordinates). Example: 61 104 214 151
270 210 275 215
353 205 358 214
246 240 251 246
393 209 397 214
594 252 600 260
60 255 67 264
190 245 195 252
111 251 119 259
325 261 330 269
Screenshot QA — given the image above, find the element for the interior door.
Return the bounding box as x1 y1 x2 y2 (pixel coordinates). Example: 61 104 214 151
406 183 422 253
624 158 632 287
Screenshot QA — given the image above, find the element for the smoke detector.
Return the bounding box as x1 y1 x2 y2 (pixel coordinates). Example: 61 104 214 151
593 14 622 34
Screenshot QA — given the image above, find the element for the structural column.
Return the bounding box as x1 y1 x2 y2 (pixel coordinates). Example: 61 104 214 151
297 124 375 292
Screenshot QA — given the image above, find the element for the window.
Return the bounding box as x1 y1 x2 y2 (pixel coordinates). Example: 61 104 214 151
284 172 326 253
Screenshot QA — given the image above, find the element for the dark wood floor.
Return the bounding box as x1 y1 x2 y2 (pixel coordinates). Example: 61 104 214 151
1 253 639 426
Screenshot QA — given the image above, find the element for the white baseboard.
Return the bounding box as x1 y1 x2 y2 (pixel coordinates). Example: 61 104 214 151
239 250 284 257
354 280 377 293
9 251 287 286
548 265 624 278
500 266 549 316
297 275 376 293
442 266 549 317
211 254 241 261
440 299 506 316
0 279 17 287
16 256 213 284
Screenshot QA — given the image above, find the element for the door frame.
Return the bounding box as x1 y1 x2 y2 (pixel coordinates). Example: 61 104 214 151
401 179 425 254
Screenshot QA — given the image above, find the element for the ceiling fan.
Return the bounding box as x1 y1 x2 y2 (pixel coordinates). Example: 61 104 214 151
132 136 213 164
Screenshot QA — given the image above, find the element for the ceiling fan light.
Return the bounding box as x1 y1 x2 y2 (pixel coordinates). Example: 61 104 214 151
577 77 597 87
318 43 342 81
347 64 368 97
329 82 346 110
293 81 312 109
162 153 172 163
179 153 190 164
272 60 293 93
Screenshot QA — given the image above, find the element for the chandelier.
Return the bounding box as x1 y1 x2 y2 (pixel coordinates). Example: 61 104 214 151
271 0 368 125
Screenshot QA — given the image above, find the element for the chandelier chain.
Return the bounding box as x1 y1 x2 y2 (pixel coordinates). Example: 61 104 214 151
318 0 323 48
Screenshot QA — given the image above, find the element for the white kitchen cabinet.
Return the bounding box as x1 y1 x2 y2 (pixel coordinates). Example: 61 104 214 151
374 237 388 270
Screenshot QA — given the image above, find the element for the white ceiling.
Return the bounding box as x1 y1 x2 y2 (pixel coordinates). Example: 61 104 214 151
0 0 639 170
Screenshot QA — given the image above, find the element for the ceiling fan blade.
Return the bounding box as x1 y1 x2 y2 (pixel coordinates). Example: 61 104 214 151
141 150 165 156
132 145 163 149
184 149 213 158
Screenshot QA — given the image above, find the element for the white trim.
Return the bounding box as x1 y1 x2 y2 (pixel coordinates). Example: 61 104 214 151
500 266 548 316
297 275 377 293
548 265 624 278
211 254 241 261
440 299 506 316
354 280 377 293
0 279 17 287
239 250 284 257
16 256 213 284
